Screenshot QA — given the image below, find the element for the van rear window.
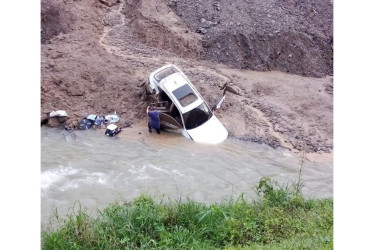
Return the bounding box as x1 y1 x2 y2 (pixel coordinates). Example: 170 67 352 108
155 67 177 81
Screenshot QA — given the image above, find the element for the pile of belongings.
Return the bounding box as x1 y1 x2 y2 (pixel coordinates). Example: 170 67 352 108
104 112 120 123
79 112 119 130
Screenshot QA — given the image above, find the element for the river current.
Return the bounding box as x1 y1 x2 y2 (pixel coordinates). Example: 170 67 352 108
41 127 332 226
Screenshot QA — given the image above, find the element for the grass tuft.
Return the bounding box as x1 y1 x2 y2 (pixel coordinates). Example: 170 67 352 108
41 179 333 249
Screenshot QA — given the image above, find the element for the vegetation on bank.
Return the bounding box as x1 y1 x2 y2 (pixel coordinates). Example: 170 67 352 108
41 178 333 249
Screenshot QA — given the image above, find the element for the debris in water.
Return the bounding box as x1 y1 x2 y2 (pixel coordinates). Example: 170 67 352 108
105 124 121 137
79 118 94 130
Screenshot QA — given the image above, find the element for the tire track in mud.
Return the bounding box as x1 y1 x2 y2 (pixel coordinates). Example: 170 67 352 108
98 2 161 64
98 3 125 56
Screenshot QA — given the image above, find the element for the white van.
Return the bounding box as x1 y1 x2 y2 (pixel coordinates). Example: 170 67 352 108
147 64 228 144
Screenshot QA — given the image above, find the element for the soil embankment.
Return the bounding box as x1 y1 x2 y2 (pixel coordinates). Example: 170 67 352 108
171 0 333 77
41 0 333 156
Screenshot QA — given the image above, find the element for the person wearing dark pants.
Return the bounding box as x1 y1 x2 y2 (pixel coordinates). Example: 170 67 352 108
147 106 161 134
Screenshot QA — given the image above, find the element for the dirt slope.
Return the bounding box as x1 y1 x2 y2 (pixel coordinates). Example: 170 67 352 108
170 0 333 77
41 0 333 155
172 0 333 77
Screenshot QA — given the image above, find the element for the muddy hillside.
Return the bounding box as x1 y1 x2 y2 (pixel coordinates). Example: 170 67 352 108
41 0 333 154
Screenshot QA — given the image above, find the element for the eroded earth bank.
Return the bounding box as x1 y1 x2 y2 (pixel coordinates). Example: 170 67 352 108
41 0 333 158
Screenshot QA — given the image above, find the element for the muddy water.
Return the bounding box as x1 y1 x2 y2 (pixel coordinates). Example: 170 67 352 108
41 127 332 225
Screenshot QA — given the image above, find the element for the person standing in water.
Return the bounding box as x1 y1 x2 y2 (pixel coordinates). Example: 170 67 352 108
146 106 161 134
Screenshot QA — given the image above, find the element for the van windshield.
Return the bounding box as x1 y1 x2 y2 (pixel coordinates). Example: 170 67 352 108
182 103 212 130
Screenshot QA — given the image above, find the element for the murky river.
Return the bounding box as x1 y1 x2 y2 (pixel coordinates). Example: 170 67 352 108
41 127 332 226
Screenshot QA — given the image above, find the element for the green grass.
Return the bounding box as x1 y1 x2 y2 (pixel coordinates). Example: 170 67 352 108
41 178 333 249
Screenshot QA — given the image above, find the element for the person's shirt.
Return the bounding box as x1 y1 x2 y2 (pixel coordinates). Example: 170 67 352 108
148 110 160 129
